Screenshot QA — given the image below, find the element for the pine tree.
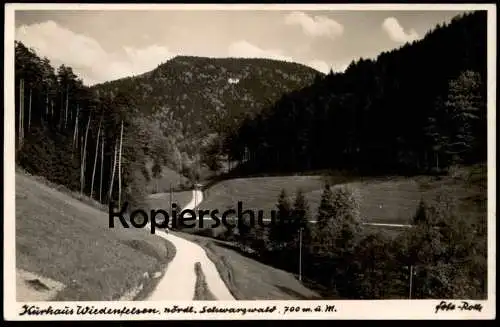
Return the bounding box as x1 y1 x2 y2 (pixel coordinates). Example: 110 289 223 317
269 189 293 251
291 188 312 248
444 70 483 163
313 184 360 256
330 185 361 226
316 183 334 230
413 198 428 225
426 70 483 169
152 162 162 193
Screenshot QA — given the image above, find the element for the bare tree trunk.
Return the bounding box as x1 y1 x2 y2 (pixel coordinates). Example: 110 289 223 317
18 79 24 149
118 120 124 208
28 88 32 131
59 90 63 129
64 85 69 129
81 135 84 159
100 136 104 203
90 119 102 199
80 115 92 195
72 105 79 149
71 105 79 162
21 81 25 145
109 142 118 203
45 93 49 120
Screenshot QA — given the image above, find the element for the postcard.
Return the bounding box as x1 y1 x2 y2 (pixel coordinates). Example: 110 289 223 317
3 2 496 320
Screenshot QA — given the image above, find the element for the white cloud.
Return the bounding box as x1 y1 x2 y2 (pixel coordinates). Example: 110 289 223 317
306 60 350 74
123 45 176 74
284 11 344 39
15 21 346 86
227 41 344 75
382 17 420 43
227 40 293 62
15 21 176 85
306 60 330 74
16 20 107 68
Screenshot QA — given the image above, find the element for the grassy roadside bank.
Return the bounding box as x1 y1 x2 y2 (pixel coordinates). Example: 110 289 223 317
15 171 177 301
130 240 177 301
177 232 321 300
193 262 216 300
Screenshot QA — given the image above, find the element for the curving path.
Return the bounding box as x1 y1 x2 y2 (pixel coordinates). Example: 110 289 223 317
145 189 235 301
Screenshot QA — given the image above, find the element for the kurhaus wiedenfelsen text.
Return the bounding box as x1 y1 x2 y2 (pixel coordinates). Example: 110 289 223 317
109 201 307 234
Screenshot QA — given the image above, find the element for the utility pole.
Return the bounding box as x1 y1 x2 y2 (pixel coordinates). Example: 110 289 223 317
299 227 303 282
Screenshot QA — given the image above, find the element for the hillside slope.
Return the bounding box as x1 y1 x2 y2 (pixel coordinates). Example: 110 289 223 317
92 56 321 157
15 172 175 301
225 11 487 175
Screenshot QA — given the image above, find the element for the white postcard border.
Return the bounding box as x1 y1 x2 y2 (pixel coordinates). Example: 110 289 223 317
3 3 496 321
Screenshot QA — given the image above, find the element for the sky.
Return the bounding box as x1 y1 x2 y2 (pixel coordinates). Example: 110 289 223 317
14 8 469 86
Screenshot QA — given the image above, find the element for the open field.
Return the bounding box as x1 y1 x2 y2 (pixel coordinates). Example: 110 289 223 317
197 165 486 227
178 232 322 300
15 172 176 301
145 163 190 194
147 190 193 213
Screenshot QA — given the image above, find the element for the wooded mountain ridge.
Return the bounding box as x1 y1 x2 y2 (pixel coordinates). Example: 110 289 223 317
222 11 487 176
91 56 322 159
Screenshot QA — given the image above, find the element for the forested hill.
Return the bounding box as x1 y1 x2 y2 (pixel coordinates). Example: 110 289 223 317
91 56 321 158
225 11 487 175
14 41 321 210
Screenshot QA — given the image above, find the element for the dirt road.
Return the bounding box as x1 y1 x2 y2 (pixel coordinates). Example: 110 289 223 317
146 189 235 300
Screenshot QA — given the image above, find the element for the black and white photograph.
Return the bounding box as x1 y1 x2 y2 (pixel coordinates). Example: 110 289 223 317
3 3 496 320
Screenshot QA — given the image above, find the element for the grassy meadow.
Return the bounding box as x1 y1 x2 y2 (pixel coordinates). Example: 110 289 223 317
183 164 486 239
